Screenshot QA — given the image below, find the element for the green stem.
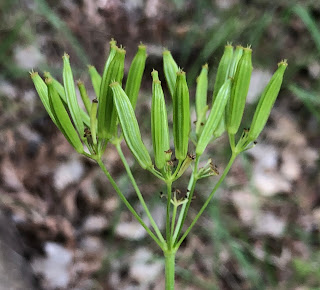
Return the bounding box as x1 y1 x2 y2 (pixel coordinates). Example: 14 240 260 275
166 181 172 247
228 133 236 152
170 202 178 247
175 151 238 249
164 250 176 290
172 159 183 180
115 143 166 245
172 155 200 244
96 159 164 250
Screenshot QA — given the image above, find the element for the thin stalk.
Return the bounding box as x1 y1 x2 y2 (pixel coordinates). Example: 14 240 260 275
175 151 238 249
96 159 165 250
148 167 166 181
172 155 200 244
172 159 183 180
164 250 176 290
115 143 166 245
170 201 178 247
228 132 236 151
166 181 172 247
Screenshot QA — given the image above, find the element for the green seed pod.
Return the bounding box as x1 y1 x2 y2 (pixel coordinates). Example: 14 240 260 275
88 65 101 98
43 72 91 128
173 70 190 161
248 60 288 141
195 64 209 137
98 46 126 139
163 49 179 98
110 82 152 169
213 44 233 101
213 115 226 139
175 154 193 179
63 53 85 139
46 78 83 153
30 71 58 126
228 45 243 78
90 98 98 145
226 47 252 135
44 71 66 102
77 80 91 114
151 70 170 170
125 44 147 109
196 79 232 156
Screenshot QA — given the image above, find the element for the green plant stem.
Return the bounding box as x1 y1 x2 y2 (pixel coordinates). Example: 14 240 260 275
96 159 164 250
166 181 173 247
175 151 238 249
115 143 166 245
170 201 178 247
228 133 236 151
164 250 176 290
172 155 200 244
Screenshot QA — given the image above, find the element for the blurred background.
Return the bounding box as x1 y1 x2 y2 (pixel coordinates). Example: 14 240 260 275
0 0 319 289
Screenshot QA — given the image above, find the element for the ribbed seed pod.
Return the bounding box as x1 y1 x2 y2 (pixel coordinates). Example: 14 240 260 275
163 49 179 98
30 72 58 126
110 82 152 169
228 45 243 78
173 71 190 161
62 53 85 139
213 115 226 139
90 99 98 145
248 60 288 141
226 47 252 135
77 80 91 114
151 70 170 170
195 64 209 137
43 71 90 127
196 79 232 156
44 71 65 102
46 78 83 153
125 44 147 109
98 46 125 139
88 65 101 98
213 44 233 101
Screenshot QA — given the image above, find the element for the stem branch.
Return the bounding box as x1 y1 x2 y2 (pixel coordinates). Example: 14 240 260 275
175 152 238 249
96 159 164 249
115 143 166 245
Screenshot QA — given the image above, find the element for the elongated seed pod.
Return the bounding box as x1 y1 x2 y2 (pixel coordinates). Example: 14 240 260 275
43 72 90 127
30 72 58 125
44 71 65 102
90 99 98 145
248 60 288 141
163 49 179 98
110 82 152 169
196 64 208 122
173 70 190 161
125 44 147 109
98 46 126 139
228 45 243 78
213 115 226 138
213 44 233 101
175 154 193 179
88 65 101 98
46 78 83 153
77 80 91 114
196 79 232 156
63 53 85 139
226 47 252 135
151 70 170 170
